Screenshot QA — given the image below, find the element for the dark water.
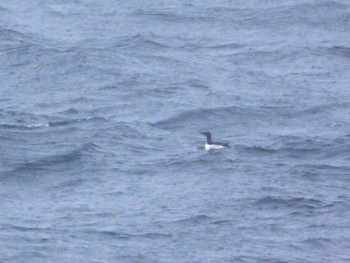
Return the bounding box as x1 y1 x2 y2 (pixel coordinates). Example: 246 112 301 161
1 1 350 262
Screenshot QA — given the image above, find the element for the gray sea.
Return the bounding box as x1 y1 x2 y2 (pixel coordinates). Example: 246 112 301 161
1 1 350 262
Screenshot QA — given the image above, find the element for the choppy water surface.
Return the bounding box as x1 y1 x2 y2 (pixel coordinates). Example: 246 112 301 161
1 1 350 262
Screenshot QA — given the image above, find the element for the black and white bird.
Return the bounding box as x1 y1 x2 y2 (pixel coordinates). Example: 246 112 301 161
200 132 229 150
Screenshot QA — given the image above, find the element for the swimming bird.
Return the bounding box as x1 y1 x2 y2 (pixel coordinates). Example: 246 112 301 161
200 132 229 150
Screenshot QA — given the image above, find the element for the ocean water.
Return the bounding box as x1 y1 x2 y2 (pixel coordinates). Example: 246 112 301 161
1 0 350 262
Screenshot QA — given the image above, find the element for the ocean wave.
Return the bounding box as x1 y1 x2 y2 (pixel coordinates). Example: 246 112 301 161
0 107 107 129
0 116 105 129
152 151 235 174
254 196 328 211
301 237 332 248
0 6 9 13
268 134 350 160
151 106 271 130
0 28 32 43
0 122 50 129
128 79 211 100
150 103 340 135
202 42 244 50
292 164 350 177
238 134 350 161
171 214 214 225
107 34 171 51
169 79 210 90
132 1 348 29
107 121 165 139
323 45 350 58
134 8 217 23
0 109 49 129
165 215 233 227
48 116 106 127
59 108 80 115
86 229 172 240
293 102 350 118
3 224 50 232
245 1 348 28
271 135 326 151
236 145 279 154
0 27 57 57
2 142 95 177
151 102 346 132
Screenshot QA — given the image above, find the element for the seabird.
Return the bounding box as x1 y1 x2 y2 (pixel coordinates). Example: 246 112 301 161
200 132 229 150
